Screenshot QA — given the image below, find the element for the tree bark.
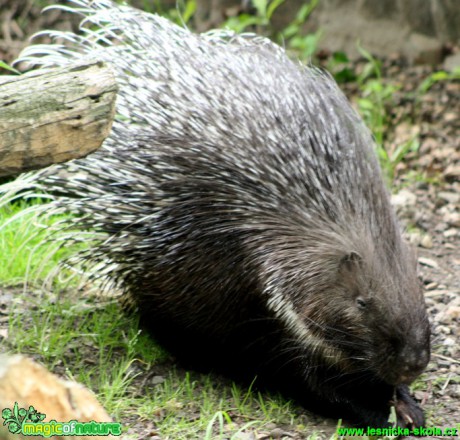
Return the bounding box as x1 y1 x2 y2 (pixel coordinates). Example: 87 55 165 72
0 61 118 178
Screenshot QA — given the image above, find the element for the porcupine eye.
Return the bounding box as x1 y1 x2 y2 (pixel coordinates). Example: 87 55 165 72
356 297 367 309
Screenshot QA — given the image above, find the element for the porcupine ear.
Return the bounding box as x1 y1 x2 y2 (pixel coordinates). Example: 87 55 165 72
337 252 364 296
338 251 363 274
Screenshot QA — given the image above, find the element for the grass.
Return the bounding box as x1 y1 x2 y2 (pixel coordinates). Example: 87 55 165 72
0 202 342 438
352 47 421 186
417 67 460 94
0 60 20 74
0 200 74 287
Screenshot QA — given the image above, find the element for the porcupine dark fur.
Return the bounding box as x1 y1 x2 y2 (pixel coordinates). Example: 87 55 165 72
10 0 430 428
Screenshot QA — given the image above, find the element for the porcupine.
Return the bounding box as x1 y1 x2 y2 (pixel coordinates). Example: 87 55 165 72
12 0 431 428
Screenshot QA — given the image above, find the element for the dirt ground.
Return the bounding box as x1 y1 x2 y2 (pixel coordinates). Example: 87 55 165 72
0 2 459 439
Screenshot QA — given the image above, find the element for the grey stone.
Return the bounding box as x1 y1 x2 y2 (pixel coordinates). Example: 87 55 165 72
205 0 460 62
403 33 445 65
444 53 460 71
400 0 436 37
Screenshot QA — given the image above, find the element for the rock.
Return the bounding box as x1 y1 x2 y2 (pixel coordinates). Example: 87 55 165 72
392 189 417 207
443 228 459 239
403 33 444 65
420 234 434 249
262 0 460 61
444 212 460 228
150 375 166 385
443 337 456 346
0 355 117 440
443 52 460 72
392 189 418 220
418 257 439 268
437 191 460 205
444 164 460 181
409 231 422 246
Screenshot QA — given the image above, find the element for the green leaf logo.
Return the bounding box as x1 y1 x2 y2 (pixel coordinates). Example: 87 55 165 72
2 402 46 434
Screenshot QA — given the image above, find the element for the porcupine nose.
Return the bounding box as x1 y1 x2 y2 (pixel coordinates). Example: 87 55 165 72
398 345 430 384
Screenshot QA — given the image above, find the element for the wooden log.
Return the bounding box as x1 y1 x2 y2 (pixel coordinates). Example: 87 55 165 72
0 61 118 178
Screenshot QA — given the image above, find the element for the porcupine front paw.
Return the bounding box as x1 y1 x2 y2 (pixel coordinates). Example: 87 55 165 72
394 384 425 428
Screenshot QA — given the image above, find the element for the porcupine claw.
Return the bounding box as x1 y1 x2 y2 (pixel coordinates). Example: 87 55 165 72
394 385 425 429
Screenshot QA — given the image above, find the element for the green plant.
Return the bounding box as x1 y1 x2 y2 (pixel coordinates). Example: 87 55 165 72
0 60 20 74
165 0 197 26
418 67 460 94
356 46 394 144
222 0 285 33
281 0 321 60
222 0 321 60
327 51 357 83
204 411 230 440
204 410 260 440
0 200 85 288
353 46 420 184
